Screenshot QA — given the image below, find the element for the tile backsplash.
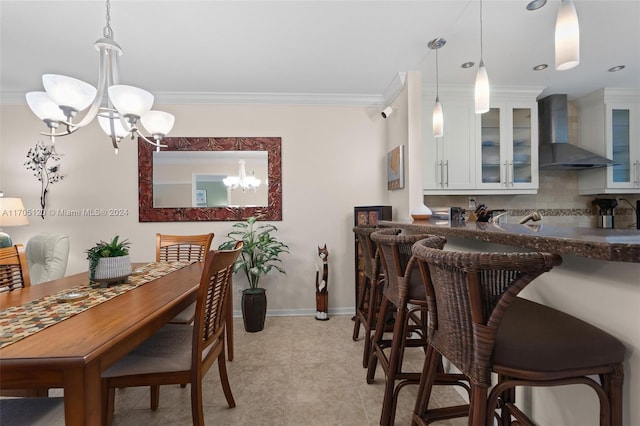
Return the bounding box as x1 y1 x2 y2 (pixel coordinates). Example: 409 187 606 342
424 170 639 229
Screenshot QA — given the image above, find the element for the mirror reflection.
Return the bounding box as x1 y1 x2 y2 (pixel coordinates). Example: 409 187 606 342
153 151 268 208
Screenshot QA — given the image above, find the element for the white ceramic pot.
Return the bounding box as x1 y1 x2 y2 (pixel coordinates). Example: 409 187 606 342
93 255 132 281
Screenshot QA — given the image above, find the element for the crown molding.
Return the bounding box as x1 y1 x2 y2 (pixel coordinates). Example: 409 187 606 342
1 91 386 107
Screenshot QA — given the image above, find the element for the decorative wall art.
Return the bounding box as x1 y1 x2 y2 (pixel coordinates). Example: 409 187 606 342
387 144 404 190
24 141 64 219
195 189 207 207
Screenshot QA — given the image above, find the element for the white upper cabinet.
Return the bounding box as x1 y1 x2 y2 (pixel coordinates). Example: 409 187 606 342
576 89 640 195
423 86 542 195
423 91 476 192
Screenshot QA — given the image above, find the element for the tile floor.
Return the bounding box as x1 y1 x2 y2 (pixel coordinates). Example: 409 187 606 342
46 315 468 425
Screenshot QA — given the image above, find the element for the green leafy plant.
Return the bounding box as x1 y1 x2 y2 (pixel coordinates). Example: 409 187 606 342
219 216 289 292
86 235 131 279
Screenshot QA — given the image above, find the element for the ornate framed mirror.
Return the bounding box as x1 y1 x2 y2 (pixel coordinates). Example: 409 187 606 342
138 137 282 221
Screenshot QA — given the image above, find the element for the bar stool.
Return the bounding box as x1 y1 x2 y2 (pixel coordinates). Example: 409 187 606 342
411 241 625 426
352 225 386 368
367 229 468 426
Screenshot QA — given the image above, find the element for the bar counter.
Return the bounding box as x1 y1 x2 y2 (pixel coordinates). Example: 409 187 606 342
379 219 640 263
380 218 639 425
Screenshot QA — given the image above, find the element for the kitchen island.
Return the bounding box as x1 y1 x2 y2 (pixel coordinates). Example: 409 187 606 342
380 219 640 426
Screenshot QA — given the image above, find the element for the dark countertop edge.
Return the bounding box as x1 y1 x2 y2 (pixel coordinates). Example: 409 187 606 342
378 220 640 264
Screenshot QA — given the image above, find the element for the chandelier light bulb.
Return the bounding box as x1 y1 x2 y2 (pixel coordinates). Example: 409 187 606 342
555 0 580 71
25 92 67 124
42 74 97 117
98 114 129 139
141 110 175 137
108 85 154 120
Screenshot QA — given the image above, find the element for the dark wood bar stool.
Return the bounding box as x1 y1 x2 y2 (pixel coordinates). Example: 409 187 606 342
411 242 625 426
352 225 386 368
367 229 468 426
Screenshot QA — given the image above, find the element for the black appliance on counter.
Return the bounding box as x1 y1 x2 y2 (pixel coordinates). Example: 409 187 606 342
592 198 618 229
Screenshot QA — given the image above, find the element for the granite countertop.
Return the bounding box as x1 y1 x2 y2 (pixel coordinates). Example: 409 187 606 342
379 219 640 263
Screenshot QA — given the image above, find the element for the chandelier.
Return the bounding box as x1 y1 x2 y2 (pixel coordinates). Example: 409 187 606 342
223 160 261 192
25 0 174 154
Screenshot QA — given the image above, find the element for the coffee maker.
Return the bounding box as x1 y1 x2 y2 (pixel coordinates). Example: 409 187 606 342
592 198 618 229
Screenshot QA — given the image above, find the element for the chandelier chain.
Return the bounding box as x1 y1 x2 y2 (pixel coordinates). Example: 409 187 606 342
103 0 113 39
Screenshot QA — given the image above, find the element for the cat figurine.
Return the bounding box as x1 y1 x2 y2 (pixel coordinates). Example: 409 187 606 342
315 244 329 320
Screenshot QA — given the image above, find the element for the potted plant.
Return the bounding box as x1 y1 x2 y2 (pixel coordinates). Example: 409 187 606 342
86 235 132 285
219 216 289 332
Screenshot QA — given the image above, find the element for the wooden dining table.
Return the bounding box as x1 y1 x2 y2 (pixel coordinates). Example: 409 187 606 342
0 261 203 425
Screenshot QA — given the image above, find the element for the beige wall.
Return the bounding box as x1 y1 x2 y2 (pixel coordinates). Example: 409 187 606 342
0 102 390 316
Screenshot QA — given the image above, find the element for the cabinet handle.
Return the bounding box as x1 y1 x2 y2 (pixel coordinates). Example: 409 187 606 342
509 161 514 186
634 160 640 186
503 161 508 187
437 161 442 187
444 160 449 187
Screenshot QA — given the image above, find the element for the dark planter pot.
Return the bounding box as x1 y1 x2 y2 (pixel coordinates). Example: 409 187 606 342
241 288 267 332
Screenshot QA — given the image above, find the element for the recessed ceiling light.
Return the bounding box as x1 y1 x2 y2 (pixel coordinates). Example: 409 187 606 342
608 65 626 72
526 0 547 11
533 64 548 71
461 61 475 69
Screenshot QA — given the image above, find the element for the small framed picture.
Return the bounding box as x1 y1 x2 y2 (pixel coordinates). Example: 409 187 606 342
195 189 207 206
387 145 404 190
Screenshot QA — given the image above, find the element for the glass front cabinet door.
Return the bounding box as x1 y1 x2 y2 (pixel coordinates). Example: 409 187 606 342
577 89 640 195
477 102 538 194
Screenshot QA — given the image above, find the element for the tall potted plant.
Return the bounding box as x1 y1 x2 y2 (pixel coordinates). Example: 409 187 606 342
219 216 289 332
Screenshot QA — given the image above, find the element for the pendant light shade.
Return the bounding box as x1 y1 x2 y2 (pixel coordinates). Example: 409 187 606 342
433 97 443 137
555 0 580 71
475 60 490 114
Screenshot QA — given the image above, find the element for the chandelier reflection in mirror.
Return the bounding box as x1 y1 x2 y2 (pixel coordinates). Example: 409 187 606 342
25 0 174 154
223 160 261 192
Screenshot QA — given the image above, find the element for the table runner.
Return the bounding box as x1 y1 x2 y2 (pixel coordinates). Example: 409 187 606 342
0 261 195 349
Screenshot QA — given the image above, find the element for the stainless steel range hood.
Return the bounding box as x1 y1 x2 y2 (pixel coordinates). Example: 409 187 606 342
538 94 617 170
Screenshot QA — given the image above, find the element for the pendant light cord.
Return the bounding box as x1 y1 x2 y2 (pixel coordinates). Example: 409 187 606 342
435 47 440 98
103 0 113 39
479 0 484 60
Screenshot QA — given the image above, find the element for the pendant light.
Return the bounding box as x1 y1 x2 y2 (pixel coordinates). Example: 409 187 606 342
555 0 580 70
428 38 446 138
475 0 490 114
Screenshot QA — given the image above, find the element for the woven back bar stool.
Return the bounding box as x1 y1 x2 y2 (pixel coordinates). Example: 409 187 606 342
411 242 625 426
352 225 386 368
367 229 468 426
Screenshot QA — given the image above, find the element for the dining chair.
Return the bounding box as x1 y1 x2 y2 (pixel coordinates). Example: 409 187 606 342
0 397 65 426
102 241 243 426
352 225 386 368
0 244 31 292
25 233 70 284
410 242 625 426
156 233 214 324
367 229 468 426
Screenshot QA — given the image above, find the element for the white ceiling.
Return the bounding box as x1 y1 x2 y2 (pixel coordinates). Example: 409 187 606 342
1 0 639 106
